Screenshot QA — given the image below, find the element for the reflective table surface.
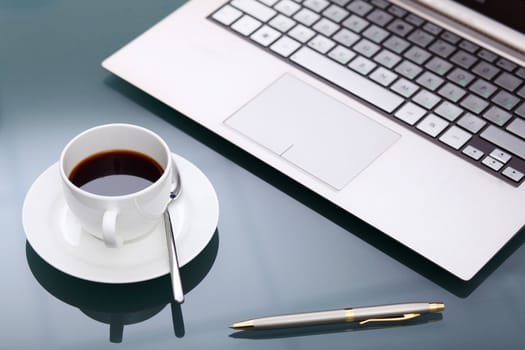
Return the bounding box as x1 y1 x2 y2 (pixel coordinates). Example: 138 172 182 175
2 1 525 348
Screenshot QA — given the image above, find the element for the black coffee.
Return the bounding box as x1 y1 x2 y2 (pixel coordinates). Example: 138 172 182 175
69 149 164 196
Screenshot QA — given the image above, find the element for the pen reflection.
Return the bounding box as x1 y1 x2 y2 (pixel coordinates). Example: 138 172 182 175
229 313 443 340
26 230 219 343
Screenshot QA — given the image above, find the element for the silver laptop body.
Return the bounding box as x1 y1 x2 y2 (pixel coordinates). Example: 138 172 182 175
103 0 525 280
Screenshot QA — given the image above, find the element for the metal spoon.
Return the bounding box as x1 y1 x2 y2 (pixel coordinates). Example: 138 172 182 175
163 167 184 304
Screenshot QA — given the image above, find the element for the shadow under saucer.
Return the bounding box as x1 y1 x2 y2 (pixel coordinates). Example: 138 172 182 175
26 230 219 342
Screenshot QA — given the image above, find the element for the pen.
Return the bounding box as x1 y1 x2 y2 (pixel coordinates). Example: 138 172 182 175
230 302 445 330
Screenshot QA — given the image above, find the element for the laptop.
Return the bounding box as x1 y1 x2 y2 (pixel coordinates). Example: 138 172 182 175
102 0 525 281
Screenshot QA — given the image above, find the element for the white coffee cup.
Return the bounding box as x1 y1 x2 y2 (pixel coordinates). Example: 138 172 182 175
59 123 178 248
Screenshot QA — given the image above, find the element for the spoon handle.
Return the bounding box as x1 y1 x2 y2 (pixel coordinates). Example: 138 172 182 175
163 209 184 304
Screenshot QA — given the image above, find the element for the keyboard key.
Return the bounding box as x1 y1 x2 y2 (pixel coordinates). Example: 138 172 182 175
490 149 512 163
502 167 524 182
328 45 356 64
231 0 276 21
367 9 393 26
434 101 463 121
407 29 434 48
371 0 389 8
450 50 478 69
428 40 456 58
212 5 242 25
251 25 281 46
462 145 484 160
383 35 410 54
275 0 301 16
395 102 426 125
303 0 330 12
422 22 442 36
440 30 460 44
477 49 498 62
460 94 489 114
480 125 525 159
294 8 321 26
342 15 369 33
323 4 349 23
288 24 316 43
405 14 424 27
483 106 512 126
457 113 486 133
388 5 407 17
416 114 449 137
373 49 401 68
348 55 377 75
425 57 453 76
269 14 296 32
507 118 525 139
494 72 523 92
270 35 301 57
290 47 403 112
459 40 479 54
333 28 360 47
518 86 525 99
438 83 466 102
496 58 517 72
469 79 497 98
313 18 340 37
447 68 475 87
492 90 520 110
403 46 431 65
331 0 351 5
308 34 336 54
482 156 503 171
231 15 262 36
259 0 279 5
391 78 419 97
515 103 525 118
387 19 414 37
369 67 398 86
362 25 389 43
346 0 373 16
517 68 525 79
416 71 444 91
353 39 380 57
413 89 441 109
395 60 422 80
472 61 500 80
439 125 472 149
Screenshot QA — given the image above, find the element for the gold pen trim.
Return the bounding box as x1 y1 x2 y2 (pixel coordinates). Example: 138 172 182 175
344 308 355 322
429 302 445 313
359 313 421 325
230 320 255 329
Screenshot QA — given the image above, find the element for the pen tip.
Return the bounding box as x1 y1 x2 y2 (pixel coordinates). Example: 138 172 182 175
230 320 255 329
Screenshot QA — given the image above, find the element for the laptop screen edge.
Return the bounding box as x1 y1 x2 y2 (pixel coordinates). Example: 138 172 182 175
403 0 525 56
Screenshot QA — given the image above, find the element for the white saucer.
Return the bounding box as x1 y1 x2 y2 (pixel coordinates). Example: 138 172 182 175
22 154 219 284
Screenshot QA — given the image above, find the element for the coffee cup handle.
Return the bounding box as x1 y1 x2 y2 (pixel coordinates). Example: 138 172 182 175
102 209 123 248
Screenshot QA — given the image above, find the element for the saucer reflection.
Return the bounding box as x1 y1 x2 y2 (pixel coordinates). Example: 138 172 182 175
26 230 219 343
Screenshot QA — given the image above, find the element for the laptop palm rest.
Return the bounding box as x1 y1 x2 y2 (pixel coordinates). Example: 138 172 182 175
225 74 400 189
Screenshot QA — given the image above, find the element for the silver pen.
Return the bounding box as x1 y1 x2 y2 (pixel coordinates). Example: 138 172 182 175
231 302 445 330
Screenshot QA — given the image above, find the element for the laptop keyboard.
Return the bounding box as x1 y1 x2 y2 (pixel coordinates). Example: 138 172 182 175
209 0 525 186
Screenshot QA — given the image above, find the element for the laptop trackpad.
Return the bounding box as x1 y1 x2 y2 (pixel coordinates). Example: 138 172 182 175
225 74 400 189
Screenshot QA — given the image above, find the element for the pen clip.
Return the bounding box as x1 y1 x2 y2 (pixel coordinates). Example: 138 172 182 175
359 313 421 325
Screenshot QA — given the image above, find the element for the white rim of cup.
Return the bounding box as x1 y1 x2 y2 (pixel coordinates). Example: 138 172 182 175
59 123 173 200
